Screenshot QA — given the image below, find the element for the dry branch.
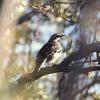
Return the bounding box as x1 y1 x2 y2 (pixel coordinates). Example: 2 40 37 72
8 41 100 93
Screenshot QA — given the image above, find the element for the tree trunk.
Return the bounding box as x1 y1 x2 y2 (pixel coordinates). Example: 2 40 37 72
0 0 20 88
58 0 100 100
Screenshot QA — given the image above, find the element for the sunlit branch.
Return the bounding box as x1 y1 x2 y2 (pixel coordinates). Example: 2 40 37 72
9 41 100 92
75 77 100 95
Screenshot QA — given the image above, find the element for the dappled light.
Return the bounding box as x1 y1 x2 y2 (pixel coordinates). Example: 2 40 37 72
0 0 100 100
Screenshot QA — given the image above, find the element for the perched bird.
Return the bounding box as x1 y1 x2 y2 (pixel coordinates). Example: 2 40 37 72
34 34 65 72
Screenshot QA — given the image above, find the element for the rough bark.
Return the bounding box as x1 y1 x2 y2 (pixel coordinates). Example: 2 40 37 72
58 0 100 100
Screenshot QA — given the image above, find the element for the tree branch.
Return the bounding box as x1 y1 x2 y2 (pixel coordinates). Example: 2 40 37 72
75 77 100 95
9 41 100 92
17 65 100 84
60 41 100 66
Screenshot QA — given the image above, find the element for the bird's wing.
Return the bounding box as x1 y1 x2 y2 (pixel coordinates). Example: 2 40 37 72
37 42 53 59
36 41 60 65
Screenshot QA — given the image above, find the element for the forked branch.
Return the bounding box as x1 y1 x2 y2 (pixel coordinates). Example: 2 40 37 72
10 41 100 91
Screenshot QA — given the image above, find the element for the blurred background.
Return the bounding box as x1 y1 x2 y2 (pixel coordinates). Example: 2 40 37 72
0 0 100 100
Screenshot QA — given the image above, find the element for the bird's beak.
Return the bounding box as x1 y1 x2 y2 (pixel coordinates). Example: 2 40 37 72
60 35 66 37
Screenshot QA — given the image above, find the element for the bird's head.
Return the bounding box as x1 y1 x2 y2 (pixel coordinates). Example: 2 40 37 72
49 34 66 42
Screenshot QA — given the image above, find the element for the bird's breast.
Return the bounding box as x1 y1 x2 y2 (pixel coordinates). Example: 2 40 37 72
49 51 62 65
50 42 62 63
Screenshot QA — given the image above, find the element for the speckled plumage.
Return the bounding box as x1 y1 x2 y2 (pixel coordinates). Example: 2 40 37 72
35 34 65 72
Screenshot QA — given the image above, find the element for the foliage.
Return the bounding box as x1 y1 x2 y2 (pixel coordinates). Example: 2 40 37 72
0 0 100 100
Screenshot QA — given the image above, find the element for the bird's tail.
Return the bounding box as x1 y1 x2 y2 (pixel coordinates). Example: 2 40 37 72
32 59 41 74
33 59 46 74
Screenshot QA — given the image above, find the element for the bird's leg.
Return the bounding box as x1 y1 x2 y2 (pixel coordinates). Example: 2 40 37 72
48 63 53 67
48 62 56 67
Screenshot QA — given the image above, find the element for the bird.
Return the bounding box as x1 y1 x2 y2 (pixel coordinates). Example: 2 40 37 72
33 34 65 72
